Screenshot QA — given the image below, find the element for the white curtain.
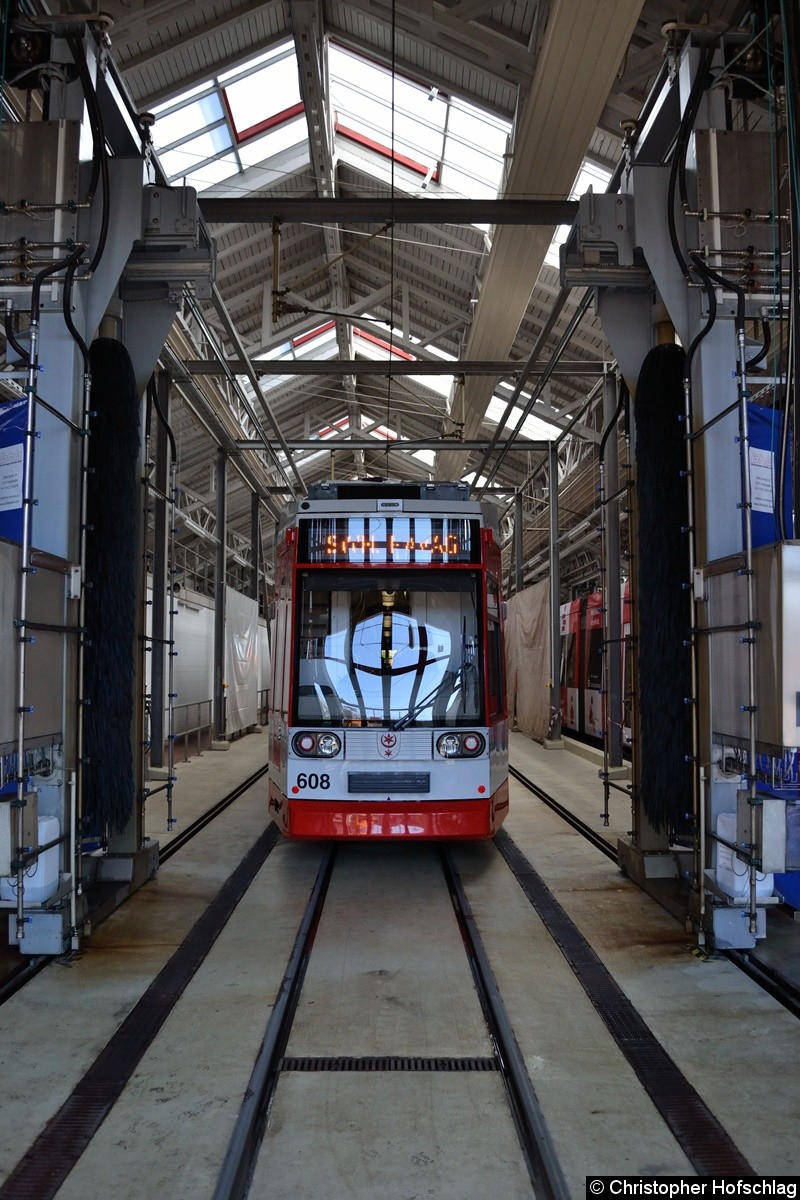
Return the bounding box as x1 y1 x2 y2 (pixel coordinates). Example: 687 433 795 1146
225 587 258 732
505 580 552 742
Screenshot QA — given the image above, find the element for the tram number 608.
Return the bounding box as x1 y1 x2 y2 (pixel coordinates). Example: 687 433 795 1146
296 772 331 790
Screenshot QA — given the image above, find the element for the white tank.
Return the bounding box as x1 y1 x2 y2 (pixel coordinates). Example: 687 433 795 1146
0 815 60 905
715 811 773 899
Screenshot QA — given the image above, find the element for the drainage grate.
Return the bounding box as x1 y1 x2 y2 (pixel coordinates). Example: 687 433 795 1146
281 1055 498 1072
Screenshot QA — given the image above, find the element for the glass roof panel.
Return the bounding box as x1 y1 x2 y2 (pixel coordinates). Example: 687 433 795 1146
161 152 240 192
330 44 508 199
154 94 224 150
151 39 307 194
225 55 302 138
237 117 307 167
160 128 233 182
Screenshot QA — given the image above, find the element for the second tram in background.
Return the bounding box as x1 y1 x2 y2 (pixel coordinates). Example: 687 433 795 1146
559 584 631 749
268 481 509 839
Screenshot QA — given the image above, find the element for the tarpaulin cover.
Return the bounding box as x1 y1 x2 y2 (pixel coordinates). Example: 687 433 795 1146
225 586 258 732
504 579 552 742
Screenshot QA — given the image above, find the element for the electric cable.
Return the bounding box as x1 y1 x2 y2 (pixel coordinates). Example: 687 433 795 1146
598 378 627 466
62 259 89 370
66 33 110 275
667 44 715 279
149 373 178 463
744 318 771 370
3 302 29 363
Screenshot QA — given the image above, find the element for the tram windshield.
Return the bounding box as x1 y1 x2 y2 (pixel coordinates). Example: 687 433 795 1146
294 569 483 727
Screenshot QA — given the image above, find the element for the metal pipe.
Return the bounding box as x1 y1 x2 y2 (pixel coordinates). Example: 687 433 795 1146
213 448 227 741
736 324 759 937
166 455 178 829
682 368 704 944
68 768 78 950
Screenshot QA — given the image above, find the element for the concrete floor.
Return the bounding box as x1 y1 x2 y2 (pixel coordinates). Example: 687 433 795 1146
0 731 797 1199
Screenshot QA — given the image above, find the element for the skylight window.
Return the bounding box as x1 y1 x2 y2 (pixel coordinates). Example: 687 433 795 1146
223 52 303 141
151 40 306 193
329 44 510 202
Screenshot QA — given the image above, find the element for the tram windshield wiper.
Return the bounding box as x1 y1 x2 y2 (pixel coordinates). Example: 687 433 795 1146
390 666 464 731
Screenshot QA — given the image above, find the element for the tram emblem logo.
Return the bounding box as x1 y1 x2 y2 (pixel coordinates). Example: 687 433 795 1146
380 733 398 758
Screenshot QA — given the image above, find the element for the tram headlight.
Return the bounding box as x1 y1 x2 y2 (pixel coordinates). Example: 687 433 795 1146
317 732 341 757
293 731 342 757
436 732 485 758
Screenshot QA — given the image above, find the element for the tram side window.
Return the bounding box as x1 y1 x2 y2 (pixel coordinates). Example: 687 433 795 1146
486 579 504 718
561 632 576 688
585 627 604 692
296 587 340 723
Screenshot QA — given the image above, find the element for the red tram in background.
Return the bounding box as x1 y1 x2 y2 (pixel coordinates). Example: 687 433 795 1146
559 582 631 748
268 481 509 839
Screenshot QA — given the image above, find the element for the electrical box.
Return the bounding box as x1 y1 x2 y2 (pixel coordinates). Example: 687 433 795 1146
142 184 199 246
707 541 800 750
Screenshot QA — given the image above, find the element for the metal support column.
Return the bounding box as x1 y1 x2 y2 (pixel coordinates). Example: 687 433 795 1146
213 448 227 741
603 370 623 770
250 491 260 604
548 443 562 741
149 371 170 768
513 491 524 596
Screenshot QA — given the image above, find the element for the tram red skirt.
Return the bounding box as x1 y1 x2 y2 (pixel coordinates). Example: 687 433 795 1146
270 781 509 839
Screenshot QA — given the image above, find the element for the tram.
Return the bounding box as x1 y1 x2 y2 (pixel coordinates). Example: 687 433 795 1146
559 582 632 748
267 480 509 839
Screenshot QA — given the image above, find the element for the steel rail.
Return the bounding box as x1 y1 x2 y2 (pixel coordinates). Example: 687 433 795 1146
0 765 270 1008
494 827 757 1176
212 845 337 1200
0 825 283 1200
508 764 618 861
158 764 269 863
440 846 570 1200
508 763 800 1019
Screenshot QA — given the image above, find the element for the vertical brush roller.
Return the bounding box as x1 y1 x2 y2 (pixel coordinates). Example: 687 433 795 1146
634 344 692 836
83 338 140 834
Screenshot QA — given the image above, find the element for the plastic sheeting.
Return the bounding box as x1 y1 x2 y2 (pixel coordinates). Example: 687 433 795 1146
225 587 258 733
504 580 552 742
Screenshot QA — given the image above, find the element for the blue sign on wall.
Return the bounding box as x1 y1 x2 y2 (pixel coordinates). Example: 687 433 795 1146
748 401 794 549
0 398 27 544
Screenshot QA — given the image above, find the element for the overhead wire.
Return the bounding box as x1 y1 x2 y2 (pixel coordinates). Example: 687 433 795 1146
385 0 397 477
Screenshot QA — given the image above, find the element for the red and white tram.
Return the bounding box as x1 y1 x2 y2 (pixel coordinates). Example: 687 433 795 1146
268 481 509 839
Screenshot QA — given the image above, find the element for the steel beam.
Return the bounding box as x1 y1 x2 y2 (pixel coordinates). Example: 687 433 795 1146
234 438 552 452
199 198 579 225
182 358 606 377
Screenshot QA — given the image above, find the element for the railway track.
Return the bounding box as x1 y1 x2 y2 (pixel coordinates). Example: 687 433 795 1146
0 765 270 1008
214 843 569 1200
508 761 800 1021
0 753 785 1193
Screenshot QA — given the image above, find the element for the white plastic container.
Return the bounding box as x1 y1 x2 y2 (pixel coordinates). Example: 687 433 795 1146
0 815 60 905
715 812 773 899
